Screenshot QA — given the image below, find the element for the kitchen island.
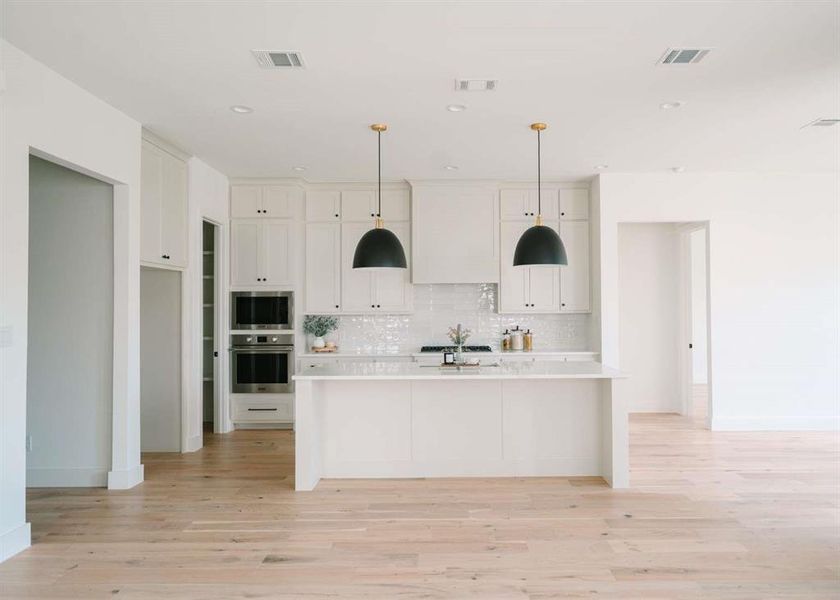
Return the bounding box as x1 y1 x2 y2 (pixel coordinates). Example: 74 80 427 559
292 361 627 491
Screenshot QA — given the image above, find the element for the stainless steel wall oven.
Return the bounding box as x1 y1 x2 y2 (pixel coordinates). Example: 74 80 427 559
230 334 294 393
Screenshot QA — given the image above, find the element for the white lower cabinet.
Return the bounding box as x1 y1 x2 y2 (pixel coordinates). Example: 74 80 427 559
559 220 590 312
231 220 293 287
499 221 560 313
231 395 293 424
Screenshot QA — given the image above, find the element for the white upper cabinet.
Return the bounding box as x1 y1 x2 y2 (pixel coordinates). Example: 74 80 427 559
500 189 559 221
339 221 412 314
380 189 411 221
305 223 341 313
231 220 293 287
341 190 378 221
140 139 188 268
499 221 560 313
558 189 589 220
231 185 298 218
340 222 376 311
411 184 499 283
306 190 341 221
559 220 591 312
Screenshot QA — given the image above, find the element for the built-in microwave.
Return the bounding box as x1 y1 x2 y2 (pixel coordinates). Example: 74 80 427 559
231 291 293 330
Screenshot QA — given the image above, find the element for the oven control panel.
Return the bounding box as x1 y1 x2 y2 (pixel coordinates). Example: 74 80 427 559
231 334 292 347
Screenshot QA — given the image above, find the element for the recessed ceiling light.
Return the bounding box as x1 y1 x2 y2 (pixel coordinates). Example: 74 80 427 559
594 164 609 170
292 166 307 172
447 104 467 112
444 165 459 171
230 105 253 114
671 166 686 173
660 101 683 110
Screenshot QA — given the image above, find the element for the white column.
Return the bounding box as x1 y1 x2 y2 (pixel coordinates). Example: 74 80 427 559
294 379 322 491
600 378 629 488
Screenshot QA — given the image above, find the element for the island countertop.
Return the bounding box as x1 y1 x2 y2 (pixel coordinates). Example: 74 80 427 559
293 360 623 381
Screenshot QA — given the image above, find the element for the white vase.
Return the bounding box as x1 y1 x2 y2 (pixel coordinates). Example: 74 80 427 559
312 336 326 349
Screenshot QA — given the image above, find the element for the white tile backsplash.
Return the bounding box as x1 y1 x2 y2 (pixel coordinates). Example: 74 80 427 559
324 284 591 354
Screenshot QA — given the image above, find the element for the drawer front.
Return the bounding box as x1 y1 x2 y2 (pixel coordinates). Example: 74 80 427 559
232 397 293 422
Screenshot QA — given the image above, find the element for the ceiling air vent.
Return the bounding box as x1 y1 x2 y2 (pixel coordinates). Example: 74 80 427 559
252 50 305 69
803 118 840 128
657 48 711 65
455 79 498 92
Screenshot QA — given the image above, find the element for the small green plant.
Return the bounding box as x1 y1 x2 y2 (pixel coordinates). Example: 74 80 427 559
303 315 339 338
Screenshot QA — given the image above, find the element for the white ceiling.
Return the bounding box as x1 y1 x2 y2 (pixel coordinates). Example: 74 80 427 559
3 1 838 181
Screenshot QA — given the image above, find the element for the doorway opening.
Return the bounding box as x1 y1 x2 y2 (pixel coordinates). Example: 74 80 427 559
202 220 220 434
140 267 182 452
26 154 114 487
618 222 711 425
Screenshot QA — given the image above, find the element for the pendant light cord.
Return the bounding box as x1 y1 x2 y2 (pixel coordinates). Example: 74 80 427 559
537 128 541 217
377 130 382 217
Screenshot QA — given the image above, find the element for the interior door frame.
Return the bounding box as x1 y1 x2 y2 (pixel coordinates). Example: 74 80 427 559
677 222 712 427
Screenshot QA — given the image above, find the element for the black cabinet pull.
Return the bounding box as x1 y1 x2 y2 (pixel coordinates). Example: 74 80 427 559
561 303 566 307
247 407 278 412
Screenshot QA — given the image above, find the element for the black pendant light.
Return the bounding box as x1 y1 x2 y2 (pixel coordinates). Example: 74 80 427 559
513 123 568 266
352 124 408 269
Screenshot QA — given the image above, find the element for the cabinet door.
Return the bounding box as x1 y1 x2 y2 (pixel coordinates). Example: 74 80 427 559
559 189 589 220
306 191 341 221
160 152 188 267
140 141 163 263
341 190 377 221
559 220 590 312
261 222 293 286
340 222 375 312
500 190 531 220
231 222 261 286
230 185 262 218
527 222 561 312
535 189 559 220
262 186 296 218
499 221 530 312
373 221 413 312
305 223 341 313
380 189 410 221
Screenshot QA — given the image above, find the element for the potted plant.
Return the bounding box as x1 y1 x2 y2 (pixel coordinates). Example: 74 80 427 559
303 315 339 350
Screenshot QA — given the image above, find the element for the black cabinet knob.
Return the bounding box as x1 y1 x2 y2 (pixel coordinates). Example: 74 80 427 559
370 212 375 217
561 303 566 307
335 305 339 309
561 212 565 216
334 213 339 218
377 304 381 308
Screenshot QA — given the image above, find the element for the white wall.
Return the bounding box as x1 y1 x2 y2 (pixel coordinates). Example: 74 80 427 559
1 40 143 561
598 173 839 430
618 224 681 413
140 267 182 452
690 229 708 384
187 157 230 440
26 155 114 486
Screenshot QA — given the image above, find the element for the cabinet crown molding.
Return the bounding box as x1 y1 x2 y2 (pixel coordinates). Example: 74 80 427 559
141 129 191 162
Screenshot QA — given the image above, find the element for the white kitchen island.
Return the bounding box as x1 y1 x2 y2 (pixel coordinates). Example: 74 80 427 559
292 361 628 491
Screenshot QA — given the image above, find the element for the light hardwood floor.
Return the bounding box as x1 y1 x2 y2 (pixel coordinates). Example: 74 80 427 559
2 412 838 599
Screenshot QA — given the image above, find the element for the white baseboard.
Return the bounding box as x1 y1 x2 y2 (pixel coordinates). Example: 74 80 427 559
27 467 107 487
107 464 144 489
712 416 840 431
183 434 203 453
0 522 31 563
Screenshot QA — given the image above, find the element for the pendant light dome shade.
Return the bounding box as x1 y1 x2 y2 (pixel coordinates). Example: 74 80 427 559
353 225 407 268
513 122 568 267
513 224 567 266
353 123 408 270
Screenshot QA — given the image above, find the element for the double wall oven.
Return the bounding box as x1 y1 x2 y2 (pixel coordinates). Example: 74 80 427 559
230 291 294 394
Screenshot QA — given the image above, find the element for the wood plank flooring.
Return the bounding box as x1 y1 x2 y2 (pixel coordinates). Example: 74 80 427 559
1 412 838 599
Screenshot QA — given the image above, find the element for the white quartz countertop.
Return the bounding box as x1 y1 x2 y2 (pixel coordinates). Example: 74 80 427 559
293 360 623 380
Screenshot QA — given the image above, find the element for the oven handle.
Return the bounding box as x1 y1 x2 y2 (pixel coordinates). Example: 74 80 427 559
230 346 294 351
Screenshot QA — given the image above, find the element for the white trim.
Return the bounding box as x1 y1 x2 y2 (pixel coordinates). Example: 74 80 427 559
0 522 31 563
107 464 144 489
712 416 840 431
141 128 191 162
27 467 107 487
183 434 203 453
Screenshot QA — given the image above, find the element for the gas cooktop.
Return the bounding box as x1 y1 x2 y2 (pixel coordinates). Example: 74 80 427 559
420 345 493 353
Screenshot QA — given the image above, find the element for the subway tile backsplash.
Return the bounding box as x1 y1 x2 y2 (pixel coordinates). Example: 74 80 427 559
326 284 591 354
